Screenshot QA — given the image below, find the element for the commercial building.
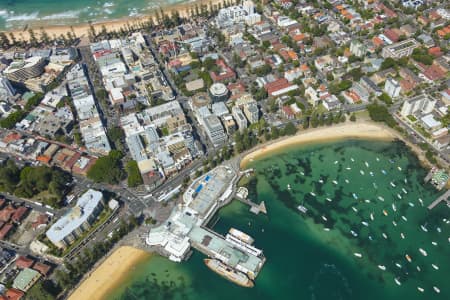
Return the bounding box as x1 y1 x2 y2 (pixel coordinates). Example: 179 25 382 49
203 115 227 147
0 77 16 102
46 189 104 249
232 106 248 132
209 83 229 103
243 101 259 124
383 77 401 99
400 94 437 117
381 38 419 58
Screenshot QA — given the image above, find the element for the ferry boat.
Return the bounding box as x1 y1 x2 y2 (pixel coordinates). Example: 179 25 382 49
226 230 262 257
297 205 308 213
419 248 427 257
432 264 439 270
401 216 407 222
378 265 386 271
433 286 440 294
417 287 424 293
383 210 388 216
204 259 254 288
228 228 254 245
394 278 401 286
405 254 412 262
353 253 362 258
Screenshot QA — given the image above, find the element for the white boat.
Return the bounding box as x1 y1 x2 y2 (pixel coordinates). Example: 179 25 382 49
287 184 291 190
376 157 380 161
401 216 407 222
419 248 427 257
437 227 441 233
326 198 332 202
354 252 362 258
310 192 316 196
382 233 388 239
378 196 384 202
405 254 412 262
432 264 439 270
392 221 397 226
370 213 374 221
404 178 407 183
365 161 369 168
362 221 369 226
351 158 355 162
369 171 374 176
324 228 330 231
373 182 378 189
408 202 415 207
332 180 338 185
345 179 349 183
432 241 437 246
402 188 407 194
397 194 402 199
395 263 402 268
368 235 373 241
421 225 428 232
418 198 424 206
322 215 328 221
378 265 386 271
433 286 440 294
360 170 365 175
352 193 358 200
390 181 396 187
392 203 397 212
383 210 388 216
352 207 358 212
382 170 387 175
350 230 358 237
417 266 421 272
400 233 405 239
297 205 308 213
364 199 371 203
417 287 424 293
346 167 351 170
300 171 305 176
397 166 402 171
334 160 338 164
394 278 401 286
319 179 324 184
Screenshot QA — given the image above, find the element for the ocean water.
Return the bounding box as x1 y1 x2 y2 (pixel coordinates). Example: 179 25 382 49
110 140 449 300
0 0 187 30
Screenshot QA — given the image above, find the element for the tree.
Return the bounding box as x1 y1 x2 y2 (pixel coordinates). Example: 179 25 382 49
350 114 356 122
87 150 125 184
367 103 396 127
283 122 298 136
28 28 38 47
126 160 143 187
39 27 50 45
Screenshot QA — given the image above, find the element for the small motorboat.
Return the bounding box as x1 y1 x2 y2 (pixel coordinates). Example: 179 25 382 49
417 287 424 293
431 264 439 270
382 233 388 239
354 253 362 258
394 278 401 286
350 230 358 237
433 286 440 293
361 221 369 227
378 265 386 271
419 248 427 257
405 254 412 262
383 210 388 216
401 216 407 222
400 233 405 239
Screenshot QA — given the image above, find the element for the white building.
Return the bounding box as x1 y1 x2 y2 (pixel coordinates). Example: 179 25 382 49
46 189 104 249
232 106 248 132
400 94 436 117
384 77 401 99
381 38 419 59
350 40 366 57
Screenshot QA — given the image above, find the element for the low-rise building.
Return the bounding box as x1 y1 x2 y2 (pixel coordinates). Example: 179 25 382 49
381 38 419 59
384 77 401 99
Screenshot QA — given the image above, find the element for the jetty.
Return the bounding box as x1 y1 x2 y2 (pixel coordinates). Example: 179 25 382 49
428 190 450 210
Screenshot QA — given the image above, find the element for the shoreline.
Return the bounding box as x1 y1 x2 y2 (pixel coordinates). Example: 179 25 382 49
240 121 403 169
68 246 151 300
1 0 225 42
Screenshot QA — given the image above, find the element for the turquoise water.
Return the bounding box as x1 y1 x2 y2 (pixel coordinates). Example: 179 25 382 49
112 140 449 300
0 0 187 29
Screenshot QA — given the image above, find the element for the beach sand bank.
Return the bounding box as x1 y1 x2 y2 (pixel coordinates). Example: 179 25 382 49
68 246 151 300
3 0 225 42
240 122 398 169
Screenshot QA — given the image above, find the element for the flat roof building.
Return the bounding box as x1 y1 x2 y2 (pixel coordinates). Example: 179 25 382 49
382 38 419 58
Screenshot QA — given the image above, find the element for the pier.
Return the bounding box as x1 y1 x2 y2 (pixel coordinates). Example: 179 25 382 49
237 198 267 215
428 190 450 210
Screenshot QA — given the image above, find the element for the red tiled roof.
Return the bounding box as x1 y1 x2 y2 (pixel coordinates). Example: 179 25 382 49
5 288 24 300
15 256 35 269
11 206 28 223
0 223 13 239
0 205 15 223
33 262 52 276
264 78 291 95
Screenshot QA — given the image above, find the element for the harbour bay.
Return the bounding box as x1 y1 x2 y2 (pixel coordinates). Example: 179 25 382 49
110 139 449 300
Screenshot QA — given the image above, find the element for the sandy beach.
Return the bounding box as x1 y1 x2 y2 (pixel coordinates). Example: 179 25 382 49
68 246 151 300
3 0 225 42
240 121 399 169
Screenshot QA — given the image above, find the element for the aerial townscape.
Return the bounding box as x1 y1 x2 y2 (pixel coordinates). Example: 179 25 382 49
0 0 449 299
